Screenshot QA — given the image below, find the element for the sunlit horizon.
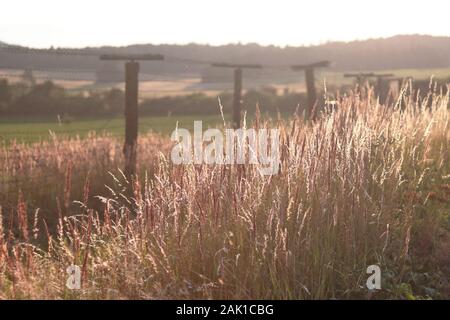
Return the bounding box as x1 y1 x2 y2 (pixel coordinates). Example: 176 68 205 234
3 33 450 50
2 0 450 48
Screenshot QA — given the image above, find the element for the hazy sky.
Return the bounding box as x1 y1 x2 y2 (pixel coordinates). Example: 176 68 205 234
1 0 449 48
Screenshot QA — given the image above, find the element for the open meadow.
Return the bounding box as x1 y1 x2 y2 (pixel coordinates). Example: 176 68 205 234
0 88 449 299
0 115 224 144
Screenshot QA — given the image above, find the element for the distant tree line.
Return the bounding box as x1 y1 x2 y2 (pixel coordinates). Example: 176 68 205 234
0 80 124 117
0 80 310 118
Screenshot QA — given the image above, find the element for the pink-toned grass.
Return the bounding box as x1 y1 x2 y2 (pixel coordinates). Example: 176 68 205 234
0 89 449 299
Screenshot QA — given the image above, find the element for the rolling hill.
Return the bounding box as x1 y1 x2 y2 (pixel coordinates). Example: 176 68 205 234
1 35 450 82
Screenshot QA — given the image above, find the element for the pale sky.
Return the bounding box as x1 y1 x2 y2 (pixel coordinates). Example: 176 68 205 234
1 0 449 48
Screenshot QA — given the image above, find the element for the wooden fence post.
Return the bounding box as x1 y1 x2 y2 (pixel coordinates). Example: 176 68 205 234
99 53 164 181
124 61 139 179
211 62 262 128
291 60 330 121
304 67 316 120
233 68 243 129
344 73 394 100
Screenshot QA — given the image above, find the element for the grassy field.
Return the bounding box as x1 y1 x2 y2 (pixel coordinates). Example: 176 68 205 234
0 89 449 299
0 115 225 144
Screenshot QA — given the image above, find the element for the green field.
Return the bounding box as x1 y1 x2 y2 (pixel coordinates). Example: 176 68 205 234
2 66 448 145
0 115 226 144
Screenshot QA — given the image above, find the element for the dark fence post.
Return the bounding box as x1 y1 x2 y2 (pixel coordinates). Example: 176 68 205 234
344 73 394 100
124 61 139 179
211 62 262 128
99 53 164 182
291 60 330 121
233 68 243 129
304 67 316 120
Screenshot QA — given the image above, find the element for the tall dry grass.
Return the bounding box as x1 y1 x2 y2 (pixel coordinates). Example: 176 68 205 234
0 88 449 299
